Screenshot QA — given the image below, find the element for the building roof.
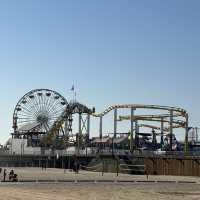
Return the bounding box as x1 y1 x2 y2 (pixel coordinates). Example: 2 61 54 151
91 137 110 144
91 136 128 144
112 136 128 144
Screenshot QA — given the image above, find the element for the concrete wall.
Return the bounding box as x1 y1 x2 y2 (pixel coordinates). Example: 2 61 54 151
10 139 93 156
11 139 41 155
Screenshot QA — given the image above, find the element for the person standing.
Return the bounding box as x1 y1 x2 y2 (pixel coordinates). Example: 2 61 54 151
9 170 14 181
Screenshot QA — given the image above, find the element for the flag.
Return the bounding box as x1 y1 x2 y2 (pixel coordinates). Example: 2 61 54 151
71 85 74 91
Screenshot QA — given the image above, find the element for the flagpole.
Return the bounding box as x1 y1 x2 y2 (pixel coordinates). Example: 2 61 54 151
70 84 76 103
74 92 76 102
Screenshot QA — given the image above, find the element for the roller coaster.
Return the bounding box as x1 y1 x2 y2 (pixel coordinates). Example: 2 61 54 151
11 89 190 153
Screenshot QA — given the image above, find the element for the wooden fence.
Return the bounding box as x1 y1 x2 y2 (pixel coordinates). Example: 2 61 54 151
144 158 200 176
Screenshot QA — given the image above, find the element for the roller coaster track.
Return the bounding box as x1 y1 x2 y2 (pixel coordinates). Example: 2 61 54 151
91 104 187 133
118 114 182 120
91 104 187 117
139 124 183 132
44 102 93 144
45 103 187 143
118 115 186 127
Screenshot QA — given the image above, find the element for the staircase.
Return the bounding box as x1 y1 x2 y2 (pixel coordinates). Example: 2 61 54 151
116 154 145 174
83 154 145 174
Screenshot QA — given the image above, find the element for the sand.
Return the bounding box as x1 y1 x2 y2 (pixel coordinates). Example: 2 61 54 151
0 182 200 200
0 168 199 200
0 167 199 182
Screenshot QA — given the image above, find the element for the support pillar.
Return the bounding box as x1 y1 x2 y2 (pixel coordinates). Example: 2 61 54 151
64 114 73 147
99 116 103 151
195 127 198 142
135 120 139 149
130 108 135 152
68 156 71 169
169 110 173 151
152 129 157 150
161 117 164 150
99 116 103 139
184 113 189 153
87 114 90 142
77 113 82 155
65 119 68 135
86 114 90 156
79 113 82 135
114 108 117 139
64 119 69 147
62 156 64 169
54 156 56 168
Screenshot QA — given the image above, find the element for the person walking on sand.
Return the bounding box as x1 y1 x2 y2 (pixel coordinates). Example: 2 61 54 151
145 170 149 180
144 165 149 180
3 169 7 182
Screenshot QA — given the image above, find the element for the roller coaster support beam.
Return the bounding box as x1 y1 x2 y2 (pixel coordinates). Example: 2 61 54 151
195 127 198 142
114 108 117 138
99 116 103 139
130 108 135 152
99 116 103 152
87 114 90 142
161 117 164 150
135 120 139 149
77 113 82 155
112 108 118 153
169 110 173 151
184 113 189 153
152 129 157 150
65 120 69 137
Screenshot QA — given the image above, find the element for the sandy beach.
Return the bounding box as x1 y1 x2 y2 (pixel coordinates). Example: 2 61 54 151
0 167 199 182
0 168 199 200
0 182 200 200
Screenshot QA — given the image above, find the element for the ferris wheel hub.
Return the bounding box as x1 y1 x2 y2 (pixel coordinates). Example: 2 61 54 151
37 114 49 124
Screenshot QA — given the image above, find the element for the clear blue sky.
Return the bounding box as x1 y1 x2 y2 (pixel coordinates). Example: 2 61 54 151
0 0 200 143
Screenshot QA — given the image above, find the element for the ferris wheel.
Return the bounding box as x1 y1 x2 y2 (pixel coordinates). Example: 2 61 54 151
13 89 67 135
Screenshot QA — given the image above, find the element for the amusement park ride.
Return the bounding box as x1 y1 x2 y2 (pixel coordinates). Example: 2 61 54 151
11 88 194 154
